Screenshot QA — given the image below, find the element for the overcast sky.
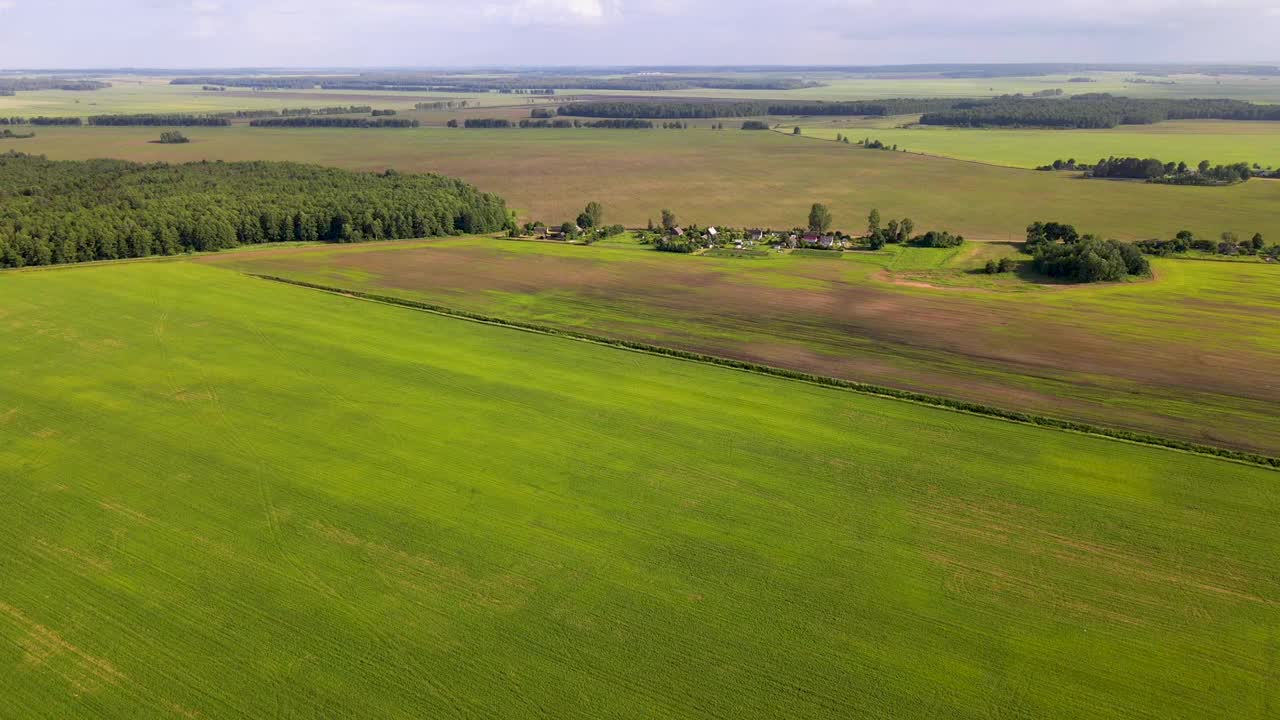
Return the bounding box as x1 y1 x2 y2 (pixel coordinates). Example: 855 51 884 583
1 0 1278 68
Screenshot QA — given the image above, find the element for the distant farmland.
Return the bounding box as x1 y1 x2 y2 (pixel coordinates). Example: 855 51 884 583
1 260 1277 719
210 237 1280 454
797 119 1280 169
15 124 1280 241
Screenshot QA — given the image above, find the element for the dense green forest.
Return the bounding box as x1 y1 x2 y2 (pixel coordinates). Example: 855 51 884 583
557 99 956 119
248 117 419 128
919 95 1280 128
0 153 508 268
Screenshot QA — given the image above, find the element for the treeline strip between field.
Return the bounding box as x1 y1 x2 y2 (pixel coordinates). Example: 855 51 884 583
251 274 1280 471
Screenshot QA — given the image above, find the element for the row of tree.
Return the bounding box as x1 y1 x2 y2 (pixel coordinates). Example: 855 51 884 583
1089 156 1260 185
1135 230 1279 258
0 117 82 126
0 152 510 268
462 118 656 129
88 114 231 127
248 117 419 128
556 98 958 119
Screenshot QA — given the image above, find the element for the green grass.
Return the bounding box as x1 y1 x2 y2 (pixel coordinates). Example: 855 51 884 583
1 260 1277 719
15 124 1280 242
799 120 1280 169
211 237 1280 454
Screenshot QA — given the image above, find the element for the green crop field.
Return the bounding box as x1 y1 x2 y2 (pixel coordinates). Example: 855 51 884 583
797 120 1280 169
209 236 1280 455
2 259 1277 719
14 124 1280 241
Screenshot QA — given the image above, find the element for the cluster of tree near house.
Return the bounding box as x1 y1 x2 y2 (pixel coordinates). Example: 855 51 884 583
514 202 624 244
633 205 959 255
1136 230 1280 259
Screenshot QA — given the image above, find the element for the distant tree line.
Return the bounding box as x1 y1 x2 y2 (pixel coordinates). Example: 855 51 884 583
169 74 818 92
464 118 655 129
518 119 575 128
1090 156 1260 185
416 101 470 110
0 129 36 139
0 77 111 93
88 114 232 127
371 109 397 117
0 116 82 126
556 98 957 119
248 117 419 128
0 152 509 268
1136 230 1279 259
920 95 1280 129
1024 221 1150 282
740 121 771 130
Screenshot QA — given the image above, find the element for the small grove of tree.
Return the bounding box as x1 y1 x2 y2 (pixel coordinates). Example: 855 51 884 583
808 203 833 233
985 257 1017 274
531 108 555 118
1090 155 1254 185
370 109 397 117
1024 221 1150 282
158 131 190 144
740 121 770 130
913 230 964 248
792 126 801 135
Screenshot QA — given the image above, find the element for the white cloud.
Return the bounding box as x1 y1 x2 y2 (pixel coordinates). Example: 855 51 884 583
0 1 18 9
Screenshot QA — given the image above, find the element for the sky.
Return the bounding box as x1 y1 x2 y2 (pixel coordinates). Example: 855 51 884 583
1 0 1279 68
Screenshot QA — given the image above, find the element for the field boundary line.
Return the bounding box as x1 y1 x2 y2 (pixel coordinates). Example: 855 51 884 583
248 273 1280 471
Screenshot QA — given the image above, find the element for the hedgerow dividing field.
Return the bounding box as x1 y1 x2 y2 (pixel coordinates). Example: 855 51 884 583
1 260 1277 719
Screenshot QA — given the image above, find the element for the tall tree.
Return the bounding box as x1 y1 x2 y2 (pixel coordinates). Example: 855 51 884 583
583 201 604 228
661 209 677 231
808 203 832 233
867 208 881 237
